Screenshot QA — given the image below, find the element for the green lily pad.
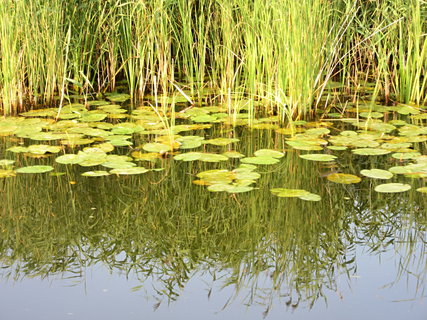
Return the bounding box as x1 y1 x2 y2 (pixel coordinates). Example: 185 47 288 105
106 93 131 102
298 192 321 201
305 127 330 136
253 149 284 158
286 140 323 151
78 113 108 122
198 153 229 162
391 152 421 160
60 138 94 146
327 146 348 151
143 143 172 153
55 154 82 164
7 146 29 153
352 148 390 156
374 183 411 193
222 151 245 158
360 169 393 179
299 154 337 162
27 145 62 154
327 173 361 184
191 115 218 123
16 165 54 174
110 167 150 175
270 188 309 197
0 159 15 167
359 112 383 118
81 171 111 177
416 187 427 193
241 156 280 165
204 138 239 146
177 136 204 149
102 161 136 169
174 152 203 161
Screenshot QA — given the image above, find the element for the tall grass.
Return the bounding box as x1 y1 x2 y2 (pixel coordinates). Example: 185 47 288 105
0 0 426 116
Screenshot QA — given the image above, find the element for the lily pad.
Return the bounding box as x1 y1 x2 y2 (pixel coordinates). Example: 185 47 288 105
416 187 427 193
81 171 111 177
241 156 280 165
55 154 82 164
352 148 390 156
270 188 309 197
391 152 421 160
374 183 411 193
360 169 393 179
143 143 172 153
110 167 149 175
299 154 337 162
253 149 284 158
0 159 15 167
326 173 361 184
204 138 239 146
16 165 54 174
222 151 245 158
106 93 130 102
298 193 322 201
0 169 16 178
102 161 136 169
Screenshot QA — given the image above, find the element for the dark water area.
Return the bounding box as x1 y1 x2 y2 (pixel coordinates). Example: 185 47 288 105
0 98 426 319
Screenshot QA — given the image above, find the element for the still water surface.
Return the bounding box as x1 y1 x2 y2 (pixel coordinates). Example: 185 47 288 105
0 101 426 319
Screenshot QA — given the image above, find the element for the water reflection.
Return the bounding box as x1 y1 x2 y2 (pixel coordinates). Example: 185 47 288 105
0 128 425 315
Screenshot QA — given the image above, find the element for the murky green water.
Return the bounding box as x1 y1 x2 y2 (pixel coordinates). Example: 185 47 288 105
0 97 426 319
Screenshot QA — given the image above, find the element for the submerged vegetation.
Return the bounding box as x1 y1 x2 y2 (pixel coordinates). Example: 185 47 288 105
0 0 426 116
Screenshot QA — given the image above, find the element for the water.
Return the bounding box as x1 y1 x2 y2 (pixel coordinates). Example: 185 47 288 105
0 101 426 319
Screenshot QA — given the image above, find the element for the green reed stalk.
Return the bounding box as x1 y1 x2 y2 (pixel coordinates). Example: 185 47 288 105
0 0 426 115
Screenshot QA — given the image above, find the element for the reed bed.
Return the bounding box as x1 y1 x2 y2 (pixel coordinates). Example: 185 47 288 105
0 0 426 116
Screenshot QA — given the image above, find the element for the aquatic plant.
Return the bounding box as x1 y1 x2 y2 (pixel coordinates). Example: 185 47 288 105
0 0 426 116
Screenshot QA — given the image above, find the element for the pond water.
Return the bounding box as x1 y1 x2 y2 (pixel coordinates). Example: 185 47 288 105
0 95 426 319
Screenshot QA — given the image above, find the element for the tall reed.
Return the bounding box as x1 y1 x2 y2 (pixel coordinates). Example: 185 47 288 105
0 0 426 116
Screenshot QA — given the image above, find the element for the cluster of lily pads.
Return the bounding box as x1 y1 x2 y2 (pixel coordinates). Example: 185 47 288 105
0 96 426 197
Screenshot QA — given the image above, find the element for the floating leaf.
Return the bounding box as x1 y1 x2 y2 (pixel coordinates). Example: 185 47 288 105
81 171 110 177
253 149 284 158
416 187 427 193
27 145 62 154
102 161 136 169
0 159 15 167
55 154 81 164
198 153 229 162
359 112 383 118
7 146 28 153
222 151 245 158
0 169 16 178
327 173 361 184
360 169 393 179
16 165 54 174
298 193 321 201
352 148 390 156
143 143 172 153
110 167 149 175
106 93 130 102
391 152 421 160
299 154 337 162
191 115 217 123
374 183 411 193
241 156 280 165
271 188 309 197
174 152 203 161
327 145 347 151
78 113 108 122
132 151 160 161
204 138 239 146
